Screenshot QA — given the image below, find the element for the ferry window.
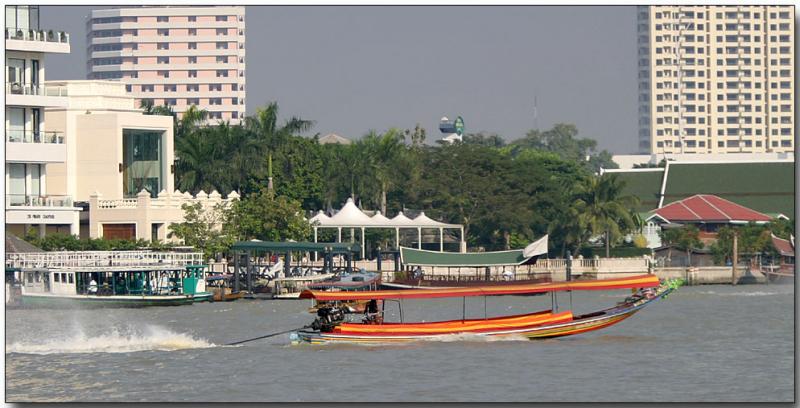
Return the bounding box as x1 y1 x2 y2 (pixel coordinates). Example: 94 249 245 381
34 272 40 282
68 274 74 283
54 273 60 282
26 273 33 283
62 273 68 282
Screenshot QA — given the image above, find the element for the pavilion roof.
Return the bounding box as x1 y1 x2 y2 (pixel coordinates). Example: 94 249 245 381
311 199 462 229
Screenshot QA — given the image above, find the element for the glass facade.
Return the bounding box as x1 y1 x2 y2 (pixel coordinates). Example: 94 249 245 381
122 129 164 198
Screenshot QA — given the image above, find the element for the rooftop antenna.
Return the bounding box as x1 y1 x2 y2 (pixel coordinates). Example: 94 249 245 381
533 95 539 130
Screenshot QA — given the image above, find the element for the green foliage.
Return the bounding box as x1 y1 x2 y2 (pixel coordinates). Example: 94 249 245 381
168 202 235 260
509 123 617 172
572 175 640 256
709 222 781 264
228 188 312 242
579 246 652 258
632 234 649 248
23 231 166 252
463 132 506 147
169 104 637 255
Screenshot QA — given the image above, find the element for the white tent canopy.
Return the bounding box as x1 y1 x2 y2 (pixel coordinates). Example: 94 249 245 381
311 198 466 257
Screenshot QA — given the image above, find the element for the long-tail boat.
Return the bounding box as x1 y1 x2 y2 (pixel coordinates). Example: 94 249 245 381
292 274 680 344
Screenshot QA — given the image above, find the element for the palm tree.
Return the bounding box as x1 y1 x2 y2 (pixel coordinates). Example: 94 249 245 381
361 128 406 214
573 175 639 257
245 102 313 154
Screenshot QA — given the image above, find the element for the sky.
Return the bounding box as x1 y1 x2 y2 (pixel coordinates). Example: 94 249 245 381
42 5 639 153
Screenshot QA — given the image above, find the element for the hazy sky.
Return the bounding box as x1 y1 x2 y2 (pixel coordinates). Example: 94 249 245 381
42 6 639 153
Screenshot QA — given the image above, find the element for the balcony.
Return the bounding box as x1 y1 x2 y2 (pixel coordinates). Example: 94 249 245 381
6 130 67 163
5 27 70 53
6 83 68 107
6 194 73 208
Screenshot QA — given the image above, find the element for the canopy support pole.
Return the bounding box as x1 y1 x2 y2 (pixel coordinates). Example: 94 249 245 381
337 227 342 243
460 227 466 253
439 228 444 252
361 227 365 260
395 228 400 250
313 227 318 262
417 228 422 250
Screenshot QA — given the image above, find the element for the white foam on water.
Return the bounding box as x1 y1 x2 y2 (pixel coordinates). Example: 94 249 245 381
7 325 215 355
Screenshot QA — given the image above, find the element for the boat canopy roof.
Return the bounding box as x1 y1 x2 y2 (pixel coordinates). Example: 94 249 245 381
400 235 548 267
300 274 660 301
231 241 358 253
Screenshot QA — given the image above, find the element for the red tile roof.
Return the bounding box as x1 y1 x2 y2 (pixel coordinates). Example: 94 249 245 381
771 234 795 257
654 194 773 223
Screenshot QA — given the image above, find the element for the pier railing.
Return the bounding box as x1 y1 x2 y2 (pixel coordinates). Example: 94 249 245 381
6 250 204 269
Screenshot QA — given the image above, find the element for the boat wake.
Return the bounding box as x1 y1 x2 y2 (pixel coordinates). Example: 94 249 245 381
7 325 215 355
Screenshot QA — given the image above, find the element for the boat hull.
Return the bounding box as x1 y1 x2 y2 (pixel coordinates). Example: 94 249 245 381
294 283 674 345
20 293 201 308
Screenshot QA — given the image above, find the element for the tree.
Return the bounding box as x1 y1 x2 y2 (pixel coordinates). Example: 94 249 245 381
463 132 506 147
659 225 702 266
228 188 312 242
573 175 639 257
510 123 617 173
404 123 427 148
168 201 235 260
361 128 406 214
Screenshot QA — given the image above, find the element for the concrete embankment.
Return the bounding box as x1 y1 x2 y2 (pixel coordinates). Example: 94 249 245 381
654 266 767 285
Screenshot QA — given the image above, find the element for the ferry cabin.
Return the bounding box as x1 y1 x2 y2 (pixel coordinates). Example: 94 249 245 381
18 265 210 307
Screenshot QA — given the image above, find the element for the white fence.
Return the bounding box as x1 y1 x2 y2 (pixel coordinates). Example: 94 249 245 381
6 251 204 269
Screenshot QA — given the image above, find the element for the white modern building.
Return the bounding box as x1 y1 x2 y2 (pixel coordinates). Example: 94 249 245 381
45 80 238 241
637 5 794 154
85 6 246 124
5 5 80 237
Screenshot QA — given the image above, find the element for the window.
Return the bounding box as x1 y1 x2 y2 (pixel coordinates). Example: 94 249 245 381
125 84 132 92
165 98 177 106
163 84 176 92
188 42 197 50
188 16 196 22
216 56 228 63
122 129 164 198
157 42 169 50
54 273 60 283
157 56 169 64
68 274 73 284
231 84 237 91
141 84 154 92
209 84 222 91
216 70 228 77
189 28 197 36
209 98 222 105
157 29 169 36
216 42 228 49
188 70 197 78
216 28 227 35
188 56 197 64
157 16 168 22
231 97 238 105
187 84 199 92
187 98 200 105
158 70 169 78
216 15 228 21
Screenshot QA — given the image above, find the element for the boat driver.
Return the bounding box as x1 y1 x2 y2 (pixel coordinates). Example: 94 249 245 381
363 299 383 324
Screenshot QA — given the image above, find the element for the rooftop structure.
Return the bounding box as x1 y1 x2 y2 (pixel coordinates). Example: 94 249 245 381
649 194 773 224
603 160 795 216
318 133 351 145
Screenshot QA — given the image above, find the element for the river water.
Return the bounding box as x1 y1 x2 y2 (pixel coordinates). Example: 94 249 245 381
5 283 794 402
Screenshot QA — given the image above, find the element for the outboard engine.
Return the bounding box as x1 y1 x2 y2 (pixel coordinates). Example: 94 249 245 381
311 306 346 332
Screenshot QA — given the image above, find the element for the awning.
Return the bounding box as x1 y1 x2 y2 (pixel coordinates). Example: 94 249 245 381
400 235 548 267
299 274 660 301
231 241 358 252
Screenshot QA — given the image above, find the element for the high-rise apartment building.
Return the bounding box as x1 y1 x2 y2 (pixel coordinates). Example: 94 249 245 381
86 6 246 123
637 6 794 154
6 6 81 236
